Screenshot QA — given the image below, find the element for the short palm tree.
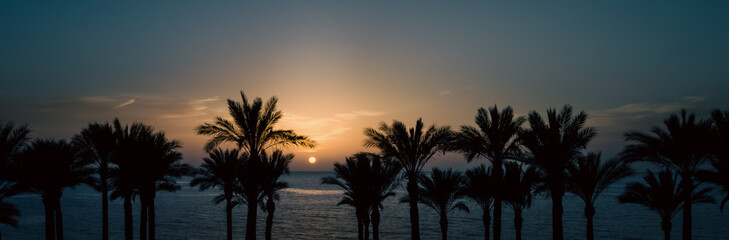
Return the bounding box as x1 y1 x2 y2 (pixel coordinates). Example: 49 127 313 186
196 91 315 240
0 121 29 240
364 118 452 240
369 153 401 240
698 110 729 211
519 105 596 240
619 170 713 240
415 168 469 240
464 165 497 240
15 139 93 240
566 153 633 240
259 150 293 240
622 109 715 240
72 122 115 240
191 148 246 240
452 106 524 240
321 153 375 240
0 182 20 240
502 162 539 240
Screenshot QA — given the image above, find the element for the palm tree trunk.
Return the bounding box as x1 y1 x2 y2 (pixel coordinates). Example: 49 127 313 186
493 161 502 240
356 208 364 240
101 165 109 240
124 197 133 240
662 218 672 240
551 182 564 240
440 213 448 240
265 195 275 240
407 173 421 240
372 206 380 240
140 200 147 240
585 204 595 240
43 197 54 240
514 208 523 240
363 211 370 240
149 197 155 240
226 196 233 240
682 178 692 240
55 201 63 240
483 206 490 240
245 192 258 240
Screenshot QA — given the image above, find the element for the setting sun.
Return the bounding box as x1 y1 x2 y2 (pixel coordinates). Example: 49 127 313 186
308 156 317 164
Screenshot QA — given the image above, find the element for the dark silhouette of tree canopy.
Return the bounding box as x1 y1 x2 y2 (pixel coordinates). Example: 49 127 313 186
465 165 497 240
412 168 469 240
452 106 524 240
259 150 293 240
196 91 315 240
502 162 539 240
622 109 715 240
566 153 633 240
109 119 143 240
72 122 115 240
321 153 375 240
698 110 729 211
15 139 93 240
619 170 713 240
519 105 596 240
364 118 452 240
0 121 29 240
191 148 246 240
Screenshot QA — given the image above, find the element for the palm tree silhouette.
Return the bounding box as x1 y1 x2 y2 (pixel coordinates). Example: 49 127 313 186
321 153 375 240
15 139 93 240
196 91 315 240
465 165 497 240
369 153 401 240
622 109 715 240
413 168 469 240
698 110 729 211
364 118 452 240
519 105 596 240
0 121 29 240
619 170 713 240
565 153 633 240
72 122 115 240
191 148 246 240
502 162 539 240
259 150 293 240
452 106 524 240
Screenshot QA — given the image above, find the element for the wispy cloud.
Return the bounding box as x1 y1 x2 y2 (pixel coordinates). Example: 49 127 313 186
113 98 136 109
334 110 387 120
283 110 387 152
439 89 453 96
589 96 708 127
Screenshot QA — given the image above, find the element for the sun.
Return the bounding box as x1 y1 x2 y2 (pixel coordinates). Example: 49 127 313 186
308 156 317 164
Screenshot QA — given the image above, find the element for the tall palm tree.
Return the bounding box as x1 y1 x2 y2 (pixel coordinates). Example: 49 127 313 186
364 118 452 240
698 110 729 211
622 109 715 240
452 106 524 240
0 121 29 240
72 122 115 240
110 119 148 240
196 91 315 240
565 153 633 240
15 139 93 240
259 150 293 240
415 168 469 240
519 105 596 240
619 170 713 240
502 162 539 240
321 153 375 240
465 165 497 240
191 148 246 240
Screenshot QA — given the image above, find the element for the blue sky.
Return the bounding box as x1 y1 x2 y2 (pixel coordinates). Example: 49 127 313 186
1 1 728 170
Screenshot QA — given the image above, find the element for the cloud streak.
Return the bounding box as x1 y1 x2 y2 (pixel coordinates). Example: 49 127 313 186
113 98 136 109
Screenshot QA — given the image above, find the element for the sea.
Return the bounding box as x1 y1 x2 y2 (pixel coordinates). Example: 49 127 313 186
3 172 729 240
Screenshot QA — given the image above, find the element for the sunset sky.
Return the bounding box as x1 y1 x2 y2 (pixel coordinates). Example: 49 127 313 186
1 2 728 171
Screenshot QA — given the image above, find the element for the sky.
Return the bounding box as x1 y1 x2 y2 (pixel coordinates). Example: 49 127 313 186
1 1 728 171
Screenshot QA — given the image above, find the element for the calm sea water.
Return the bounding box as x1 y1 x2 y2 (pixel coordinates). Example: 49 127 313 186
3 172 729 240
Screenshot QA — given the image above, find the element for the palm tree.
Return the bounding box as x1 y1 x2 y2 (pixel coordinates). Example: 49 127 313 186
502 162 539 240
622 109 715 240
196 91 315 240
321 153 375 240
0 182 20 240
565 153 633 240
110 119 148 240
619 170 713 240
415 168 469 240
369 153 401 240
72 122 115 240
519 105 596 240
259 150 293 240
15 139 93 240
191 148 246 240
0 121 29 240
465 165 497 240
698 110 729 211
364 118 452 240
452 106 524 240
